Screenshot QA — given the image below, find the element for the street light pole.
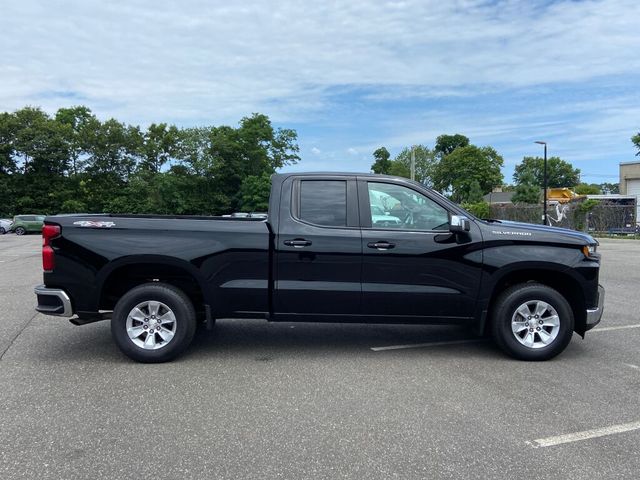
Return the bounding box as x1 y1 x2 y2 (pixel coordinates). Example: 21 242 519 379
535 141 548 225
410 145 416 181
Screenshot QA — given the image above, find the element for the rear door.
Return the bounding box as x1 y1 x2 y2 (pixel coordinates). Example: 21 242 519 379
358 178 483 321
32 216 45 232
274 175 362 318
21 216 35 231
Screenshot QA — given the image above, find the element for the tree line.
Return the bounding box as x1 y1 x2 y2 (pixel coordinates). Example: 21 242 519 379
0 106 299 216
1 105 636 218
371 133 631 211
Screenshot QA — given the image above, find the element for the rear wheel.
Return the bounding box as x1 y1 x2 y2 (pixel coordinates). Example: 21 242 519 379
15 226 25 235
491 283 574 361
0 227 5 235
111 283 197 363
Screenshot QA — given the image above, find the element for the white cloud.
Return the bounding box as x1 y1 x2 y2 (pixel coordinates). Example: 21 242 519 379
1 0 639 125
310 146 321 155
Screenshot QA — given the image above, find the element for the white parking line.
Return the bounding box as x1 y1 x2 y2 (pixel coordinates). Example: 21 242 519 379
371 339 484 351
371 322 640 352
530 421 640 448
623 363 640 371
591 324 640 333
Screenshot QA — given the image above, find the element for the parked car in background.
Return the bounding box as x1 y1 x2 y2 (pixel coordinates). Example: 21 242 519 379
11 215 45 235
0 218 13 235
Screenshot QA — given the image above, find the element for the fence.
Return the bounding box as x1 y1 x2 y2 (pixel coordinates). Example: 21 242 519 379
489 203 638 236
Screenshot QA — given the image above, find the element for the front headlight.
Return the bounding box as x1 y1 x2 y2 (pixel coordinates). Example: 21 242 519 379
582 244 597 258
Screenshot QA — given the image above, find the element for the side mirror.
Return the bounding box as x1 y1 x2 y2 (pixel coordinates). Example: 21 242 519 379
450 215 470 233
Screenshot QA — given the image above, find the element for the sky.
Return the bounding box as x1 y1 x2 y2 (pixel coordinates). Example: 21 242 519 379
1 0 639 184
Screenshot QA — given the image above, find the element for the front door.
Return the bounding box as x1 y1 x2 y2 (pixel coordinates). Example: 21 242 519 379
275 176 362 318
358 179 483 321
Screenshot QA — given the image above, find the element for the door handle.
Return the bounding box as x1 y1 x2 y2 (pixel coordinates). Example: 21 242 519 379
284 238 312 248
367 241 395 250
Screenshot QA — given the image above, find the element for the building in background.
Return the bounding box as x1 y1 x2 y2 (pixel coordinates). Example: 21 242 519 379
620 161 640 225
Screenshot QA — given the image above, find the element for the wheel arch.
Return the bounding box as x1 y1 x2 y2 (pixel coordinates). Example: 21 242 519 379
480 265 587 337
97 256 211 313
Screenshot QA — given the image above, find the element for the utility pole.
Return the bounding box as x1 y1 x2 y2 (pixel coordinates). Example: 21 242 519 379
410 146 415 181
535 141 548 225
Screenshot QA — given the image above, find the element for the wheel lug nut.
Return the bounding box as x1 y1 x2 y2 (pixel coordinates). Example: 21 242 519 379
525 322 529 327
538 320 543 324
528 316 532 320
536 327 541 331
149 329 154 333
143 324 148 329
529 328 534 332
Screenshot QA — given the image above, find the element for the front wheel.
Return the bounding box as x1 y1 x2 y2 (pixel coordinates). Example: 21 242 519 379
491 283 574 361
111 283 197 363
0 227 5 235
14 226 25 235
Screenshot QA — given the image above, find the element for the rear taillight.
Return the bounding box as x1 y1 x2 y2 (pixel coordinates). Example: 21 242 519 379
42 224 61 272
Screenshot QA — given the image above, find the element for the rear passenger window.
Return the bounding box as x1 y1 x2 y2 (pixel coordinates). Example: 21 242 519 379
299 180 347 227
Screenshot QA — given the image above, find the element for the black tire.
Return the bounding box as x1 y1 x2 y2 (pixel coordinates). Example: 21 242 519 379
490 283 574 361
111 283 197 363
15 226 26 235
0 227 5 235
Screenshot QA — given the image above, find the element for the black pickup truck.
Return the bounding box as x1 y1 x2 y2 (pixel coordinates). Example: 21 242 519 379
35 172 604 362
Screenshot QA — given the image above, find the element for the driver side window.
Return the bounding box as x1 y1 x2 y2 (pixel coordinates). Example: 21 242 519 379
367 182 449 231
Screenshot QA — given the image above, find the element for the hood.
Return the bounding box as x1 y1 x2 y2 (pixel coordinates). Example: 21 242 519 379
484 220 597 246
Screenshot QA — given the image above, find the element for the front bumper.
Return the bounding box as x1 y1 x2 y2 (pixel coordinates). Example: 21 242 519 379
585 284 605 330
34 284 73 317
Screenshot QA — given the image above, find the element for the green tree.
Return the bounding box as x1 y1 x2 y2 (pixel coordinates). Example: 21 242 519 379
7 107 74 213
434 134 469 158
466 180 484 203
433 145 504 203
461 201 490 219
209 114 299 212
55 106 96 175
574 183 601 195
139 123 181 173
513 156 580 188
0 106 299 216
387 160 411 178
0 112 18 215
393 145 436 185
177 127 215 176
599 182 619 194
371 147 392 174
81 118 143 212
512 172 540 204
633 132 640 156
239 173 271 212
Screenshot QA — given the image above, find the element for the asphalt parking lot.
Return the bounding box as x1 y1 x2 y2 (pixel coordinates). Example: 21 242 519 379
1 234 639 479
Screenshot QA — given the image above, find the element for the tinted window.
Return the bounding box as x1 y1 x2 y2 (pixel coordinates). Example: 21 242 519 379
299 180 347 227
36 216 45 221
20 216 35 221
367 182 449 230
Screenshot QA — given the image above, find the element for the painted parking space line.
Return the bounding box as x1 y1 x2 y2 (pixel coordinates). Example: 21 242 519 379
623 363 640 371
529 421 640 448
591 324 640 333
371 322 640 352
371 339 485 351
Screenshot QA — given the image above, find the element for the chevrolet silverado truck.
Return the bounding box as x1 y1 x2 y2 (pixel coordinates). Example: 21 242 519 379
34 173 604 362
